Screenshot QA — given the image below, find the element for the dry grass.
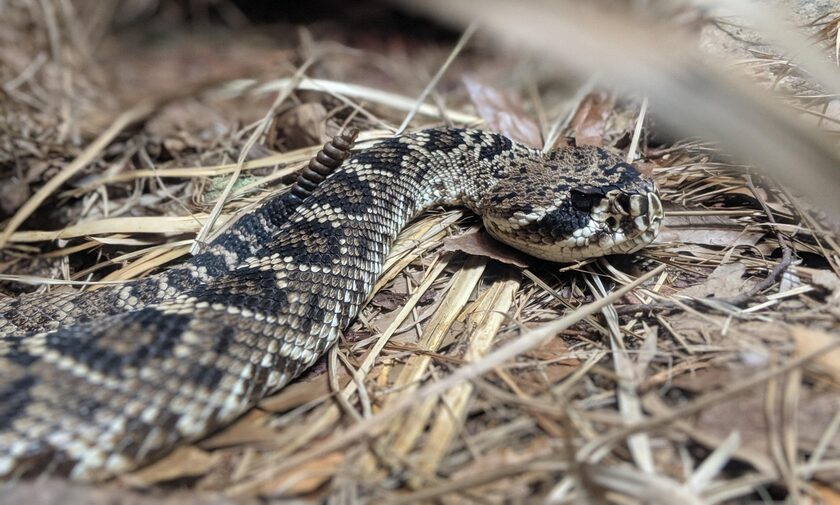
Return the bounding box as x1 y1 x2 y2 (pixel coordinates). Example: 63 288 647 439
1 1 839 504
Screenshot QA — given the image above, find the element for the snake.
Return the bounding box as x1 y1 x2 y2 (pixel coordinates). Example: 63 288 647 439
0 127 664 481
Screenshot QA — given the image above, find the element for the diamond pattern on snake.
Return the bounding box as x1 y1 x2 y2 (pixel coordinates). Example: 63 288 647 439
0 127 663 480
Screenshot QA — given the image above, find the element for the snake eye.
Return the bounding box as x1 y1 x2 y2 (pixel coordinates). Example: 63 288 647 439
570 187 603 212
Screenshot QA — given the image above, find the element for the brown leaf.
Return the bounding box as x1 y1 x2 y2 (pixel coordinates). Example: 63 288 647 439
0 178 30 216
570 91 616 146
791 325 840 384
199 410 278 450
655 211 764 248
633 160 657 178
462 76 542 148
664 315 790 349
814 484 840 505
811 270 840 293
696 382 840 459
122 446 219 487
371 302 410 334
655 226 764 248
517 345 579 395
258 452 344 497
258 366 351 413
269 103 329 150
371 290 408 311
670 366 736 393
445 440 554 498
527 336 572 361
679 262 754 298
0 479 232 505
442 230 531 268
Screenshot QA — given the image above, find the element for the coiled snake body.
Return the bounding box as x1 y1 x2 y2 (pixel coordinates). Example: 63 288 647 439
0 128 663 480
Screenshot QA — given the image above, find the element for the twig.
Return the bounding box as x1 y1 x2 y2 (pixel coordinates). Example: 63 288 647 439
328 347 363 422
721 175 794 306
395 22 478 135
626 97 649 162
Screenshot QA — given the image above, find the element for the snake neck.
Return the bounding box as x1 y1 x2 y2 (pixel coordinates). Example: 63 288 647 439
243 129 540 359
343 128 541 233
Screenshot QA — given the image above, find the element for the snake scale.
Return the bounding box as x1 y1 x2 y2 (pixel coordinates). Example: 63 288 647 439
0 127 663 480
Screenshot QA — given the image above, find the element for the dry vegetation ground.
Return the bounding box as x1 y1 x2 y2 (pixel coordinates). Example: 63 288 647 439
1 1 839 504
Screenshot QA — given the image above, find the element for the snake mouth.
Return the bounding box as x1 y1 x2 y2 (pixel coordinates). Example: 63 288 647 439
589 190 663 255
606 191 664 254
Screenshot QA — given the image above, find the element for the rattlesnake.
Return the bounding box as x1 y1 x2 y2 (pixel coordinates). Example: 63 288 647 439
0 127 663 480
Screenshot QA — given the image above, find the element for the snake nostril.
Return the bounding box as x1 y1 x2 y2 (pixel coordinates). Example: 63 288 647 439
615 192 631 215
606 216 618 230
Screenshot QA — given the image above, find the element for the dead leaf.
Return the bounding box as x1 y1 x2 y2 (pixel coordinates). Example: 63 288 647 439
696 383 840 459
371 290 408 311
372 303 409 334
633 160 657 178
269 103 329 150
258 366 351 413
655 209 764 248
719 185 769 201
791 325 840 383
462 76 542 148
0 178 30 216
199 410 278 450
655 227 764 248
258 452 344 497
656 225 763 251
670 366 737 394
679 262 754 298
445 439 555 499
442 230 531 268
664 315 789 348
814 484 840 505
527 336 572 361
811 270 840 293
0 478 233 505
642 392 776 475
515 338 579 395
122 446 219 487
570 91 616 146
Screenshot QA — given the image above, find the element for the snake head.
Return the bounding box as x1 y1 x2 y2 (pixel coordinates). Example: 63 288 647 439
480 150 664 263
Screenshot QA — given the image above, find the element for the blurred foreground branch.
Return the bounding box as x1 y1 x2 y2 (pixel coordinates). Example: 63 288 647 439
404 0 840 217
